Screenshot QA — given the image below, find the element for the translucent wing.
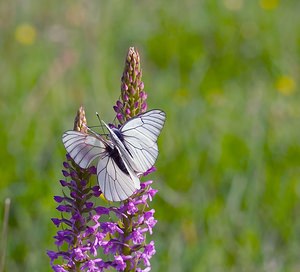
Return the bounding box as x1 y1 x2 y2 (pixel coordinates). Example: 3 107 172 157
105 109 166 173
62 131 107 169
97 146 140 202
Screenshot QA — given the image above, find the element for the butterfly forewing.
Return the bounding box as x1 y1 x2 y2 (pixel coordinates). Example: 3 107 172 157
121 110 165 141
119 109 166 173
62 131 106 169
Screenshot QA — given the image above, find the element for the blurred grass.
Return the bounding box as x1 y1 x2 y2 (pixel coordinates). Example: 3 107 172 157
1 0 300 271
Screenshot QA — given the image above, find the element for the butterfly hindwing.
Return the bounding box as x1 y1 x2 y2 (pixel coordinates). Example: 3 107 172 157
97 146 140 202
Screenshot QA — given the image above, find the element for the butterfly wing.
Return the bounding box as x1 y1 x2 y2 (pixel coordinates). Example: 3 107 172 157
119 109 166 173
97 147 140 202
62 131 107 169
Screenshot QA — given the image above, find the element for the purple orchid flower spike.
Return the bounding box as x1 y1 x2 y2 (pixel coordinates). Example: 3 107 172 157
49 48 162 271
114 47 147 123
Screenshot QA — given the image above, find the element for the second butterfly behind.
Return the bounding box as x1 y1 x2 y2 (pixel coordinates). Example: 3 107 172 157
62 109 166 202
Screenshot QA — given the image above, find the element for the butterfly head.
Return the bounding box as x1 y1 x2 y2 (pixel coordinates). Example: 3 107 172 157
102 121 124 142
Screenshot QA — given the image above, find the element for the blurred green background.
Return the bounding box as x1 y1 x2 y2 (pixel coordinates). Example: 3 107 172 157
1 0 300 271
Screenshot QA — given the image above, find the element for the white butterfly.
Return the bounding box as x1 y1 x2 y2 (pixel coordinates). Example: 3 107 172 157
62 109 166 202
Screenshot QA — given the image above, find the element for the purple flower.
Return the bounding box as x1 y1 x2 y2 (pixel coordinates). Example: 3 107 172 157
52 265 68 272
101 222 124 235
144 241 156 257
130 228 146 244
81 259 107 272
54 196 64 203
54 230 73 247
114 255 127 271
143 166 156 176
126 201 139 215
143 210 157 235
140 241 156 267
73 247 87 262
51 218 61 227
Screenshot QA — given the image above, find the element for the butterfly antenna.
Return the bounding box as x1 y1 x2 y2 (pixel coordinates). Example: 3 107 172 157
112 115 118 126
96 112 101 123
96 112 107 135
86 126 98 136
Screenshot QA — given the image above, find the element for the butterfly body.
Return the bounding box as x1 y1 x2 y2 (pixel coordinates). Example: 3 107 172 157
62 109 165 202
105 145 129 175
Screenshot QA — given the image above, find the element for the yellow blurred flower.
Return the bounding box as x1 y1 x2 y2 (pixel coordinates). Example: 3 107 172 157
259 0 279 10
181 220 198 246
15 23 37 45
174 88 189 106
276 75 296 96
223 0 243 11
